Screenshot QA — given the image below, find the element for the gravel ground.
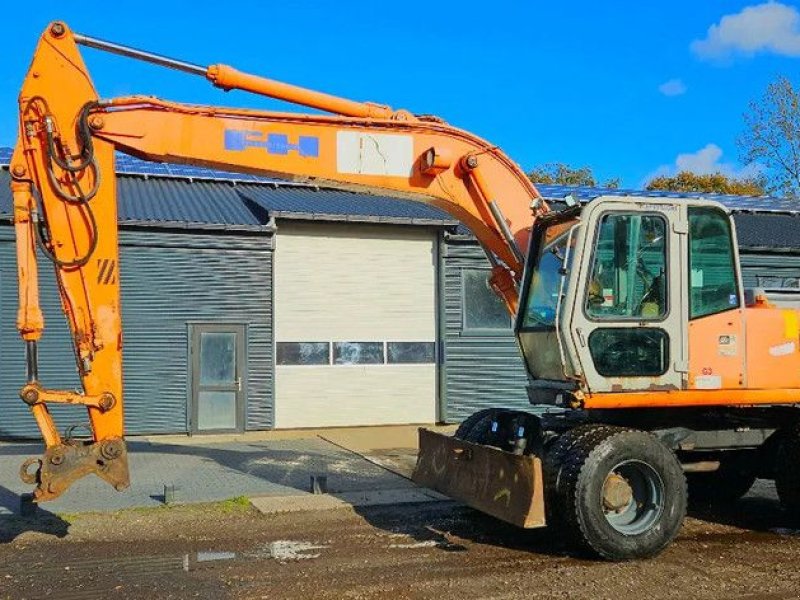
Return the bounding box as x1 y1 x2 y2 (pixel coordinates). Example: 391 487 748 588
1 480 799 599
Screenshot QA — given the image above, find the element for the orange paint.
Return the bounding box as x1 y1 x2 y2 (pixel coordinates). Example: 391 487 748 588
584 387 800 410
687 309 745 390
744 307 800 389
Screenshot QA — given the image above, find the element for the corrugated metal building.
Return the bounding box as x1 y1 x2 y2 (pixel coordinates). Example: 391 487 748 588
2 148 800 438
0 151 455 438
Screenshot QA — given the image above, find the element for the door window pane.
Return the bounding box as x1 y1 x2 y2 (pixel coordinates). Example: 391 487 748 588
589 329 669 377
689 208 739 319
387 342 435 364
523 220 577 328
277 342 330 365
462 269 510 330
197 391 237 430
199 332 236 385
586 214 667 320
333 342 384 365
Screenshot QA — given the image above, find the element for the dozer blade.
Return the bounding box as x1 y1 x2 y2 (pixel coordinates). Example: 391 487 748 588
412 428 546 529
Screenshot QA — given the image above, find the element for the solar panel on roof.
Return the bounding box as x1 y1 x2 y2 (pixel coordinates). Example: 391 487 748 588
2 146 799 215
535 183 800 214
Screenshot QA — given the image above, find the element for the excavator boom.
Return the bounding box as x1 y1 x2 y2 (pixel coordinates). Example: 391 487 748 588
10 22 544 501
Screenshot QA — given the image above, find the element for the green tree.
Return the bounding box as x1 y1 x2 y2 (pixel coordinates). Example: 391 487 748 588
738 76 800 197
645 171 766 196
527 163 620 189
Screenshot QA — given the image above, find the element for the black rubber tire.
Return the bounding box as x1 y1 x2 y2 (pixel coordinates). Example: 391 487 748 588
463 411 498 444
543 425 619 529
686 454 756 505
454 409 498 441
552 425 687 560
775 426 800 514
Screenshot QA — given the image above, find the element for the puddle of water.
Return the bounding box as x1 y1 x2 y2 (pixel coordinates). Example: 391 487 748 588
194 550 238 563
254 540 331 561
389 540 438 549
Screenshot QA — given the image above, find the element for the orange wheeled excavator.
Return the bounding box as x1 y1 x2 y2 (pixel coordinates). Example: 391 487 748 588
10 22 800 560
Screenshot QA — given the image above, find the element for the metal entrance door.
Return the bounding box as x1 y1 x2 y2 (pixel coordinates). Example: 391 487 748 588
190 324 246 433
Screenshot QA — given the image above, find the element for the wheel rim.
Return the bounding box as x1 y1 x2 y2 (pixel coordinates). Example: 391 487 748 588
601 460 665 535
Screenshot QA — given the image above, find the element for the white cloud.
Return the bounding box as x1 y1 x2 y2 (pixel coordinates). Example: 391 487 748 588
643 144 761 186
692 2 800 60
658 79 687 96
676 144 727 173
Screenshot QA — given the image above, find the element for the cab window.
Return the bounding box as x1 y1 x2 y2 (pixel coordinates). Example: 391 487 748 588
688 208 739 319
585 213 667 320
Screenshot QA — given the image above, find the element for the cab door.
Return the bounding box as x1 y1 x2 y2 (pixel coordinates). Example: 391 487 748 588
685 206 746 390
566 199 688 393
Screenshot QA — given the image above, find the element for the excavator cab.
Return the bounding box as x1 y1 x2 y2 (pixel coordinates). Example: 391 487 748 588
517 196 697 403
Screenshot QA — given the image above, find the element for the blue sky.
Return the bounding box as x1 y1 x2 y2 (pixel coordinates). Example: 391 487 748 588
2 1 799 188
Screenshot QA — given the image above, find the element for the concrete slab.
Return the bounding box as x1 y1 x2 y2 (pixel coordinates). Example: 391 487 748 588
140 423 446 447
0 437 413 516
319 424 456 453
250 487 449 515
0 425 458 516
320 425 457 479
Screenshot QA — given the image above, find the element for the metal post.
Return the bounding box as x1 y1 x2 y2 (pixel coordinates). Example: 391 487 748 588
488 201 525 265
25 341 38 384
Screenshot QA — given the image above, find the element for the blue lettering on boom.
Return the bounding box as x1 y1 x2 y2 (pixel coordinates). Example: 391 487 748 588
224 130 320 158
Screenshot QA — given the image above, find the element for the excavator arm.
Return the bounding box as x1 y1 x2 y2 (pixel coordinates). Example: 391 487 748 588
10 22 545 501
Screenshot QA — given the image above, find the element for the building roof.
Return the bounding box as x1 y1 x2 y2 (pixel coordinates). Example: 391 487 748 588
2 148 800 249
533 183 798 214
0 147 455 228
534 183 800 251
238 185 452 225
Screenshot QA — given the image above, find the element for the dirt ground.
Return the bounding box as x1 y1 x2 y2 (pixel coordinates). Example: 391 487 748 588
2 483 800 600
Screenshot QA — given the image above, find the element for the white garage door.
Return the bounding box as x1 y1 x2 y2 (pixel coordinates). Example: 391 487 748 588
274 222 437 428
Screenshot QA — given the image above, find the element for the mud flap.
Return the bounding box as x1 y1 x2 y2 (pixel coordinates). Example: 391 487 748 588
412 428 546 529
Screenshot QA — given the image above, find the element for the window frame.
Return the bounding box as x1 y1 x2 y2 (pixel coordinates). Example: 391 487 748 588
276 341 436 366
688 206 741 321
588 327 671 377
386 341 436 364
275 341 331 366
460 267 512 335
582 211 672 324
332 341 386 365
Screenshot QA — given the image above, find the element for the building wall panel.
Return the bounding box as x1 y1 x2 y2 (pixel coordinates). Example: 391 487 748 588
441 239 530 423
0 228 273 438
275 366 436 427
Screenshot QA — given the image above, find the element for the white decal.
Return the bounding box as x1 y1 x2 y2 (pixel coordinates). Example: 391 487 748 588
769 342 796 357
691 269 704 288
695 375 722 389
337 131 414 177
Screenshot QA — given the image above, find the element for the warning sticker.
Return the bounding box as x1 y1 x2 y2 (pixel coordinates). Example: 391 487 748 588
718 335 737 357
695 375 722 389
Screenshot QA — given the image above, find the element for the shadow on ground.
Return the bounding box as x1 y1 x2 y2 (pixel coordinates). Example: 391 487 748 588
351 477 800 560
351 501 574 559
0 484 70 543
688 483 797 533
